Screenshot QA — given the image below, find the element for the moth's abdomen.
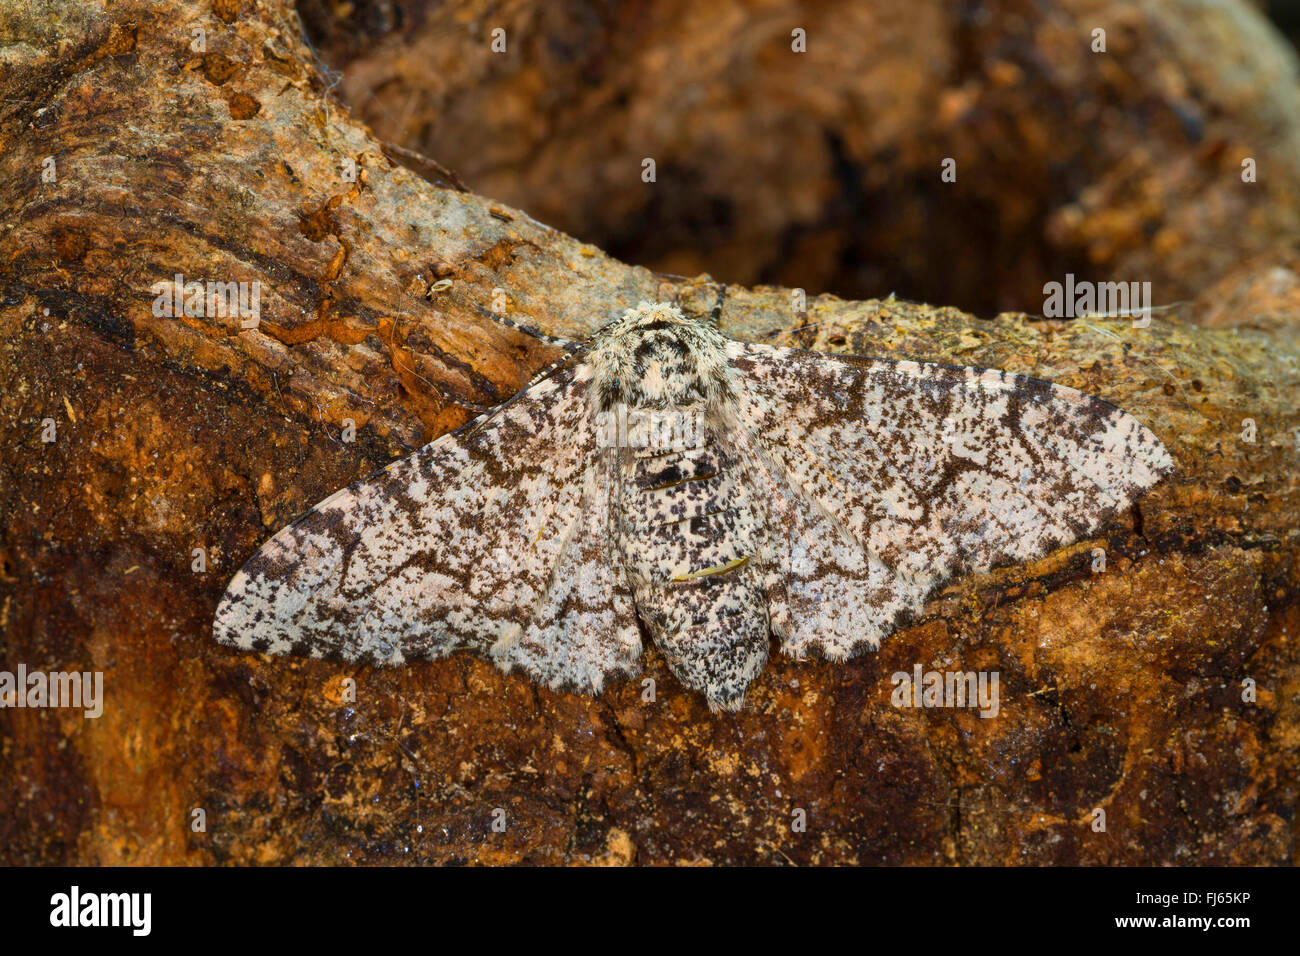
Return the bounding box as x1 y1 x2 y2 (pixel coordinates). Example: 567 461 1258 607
617 415 769 709
637 567 770 712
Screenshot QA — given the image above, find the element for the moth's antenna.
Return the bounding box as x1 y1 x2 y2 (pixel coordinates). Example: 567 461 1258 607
638 272 729 324
708 283 728 326
760 294 1194 353
468 302 586 356
759 291 908 344
761 293 1195 343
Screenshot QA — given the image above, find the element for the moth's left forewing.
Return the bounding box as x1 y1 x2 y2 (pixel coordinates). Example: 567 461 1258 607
720 341 1174 660
213 362 643 694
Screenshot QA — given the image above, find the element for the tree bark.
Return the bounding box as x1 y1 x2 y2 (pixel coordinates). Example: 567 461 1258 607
0 0 1297 864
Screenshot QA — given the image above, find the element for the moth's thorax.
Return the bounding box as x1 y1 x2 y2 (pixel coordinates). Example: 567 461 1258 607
586 301 736 411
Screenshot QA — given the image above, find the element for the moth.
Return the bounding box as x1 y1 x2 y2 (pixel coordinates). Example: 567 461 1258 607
214 301 1173 710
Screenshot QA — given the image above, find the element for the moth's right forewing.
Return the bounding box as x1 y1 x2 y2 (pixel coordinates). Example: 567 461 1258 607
723 342 1173 660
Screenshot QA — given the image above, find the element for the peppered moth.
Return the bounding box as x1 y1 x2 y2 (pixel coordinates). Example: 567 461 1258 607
214 302 1173 710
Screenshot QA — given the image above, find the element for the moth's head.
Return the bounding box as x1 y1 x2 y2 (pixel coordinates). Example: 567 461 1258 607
586 302 735 411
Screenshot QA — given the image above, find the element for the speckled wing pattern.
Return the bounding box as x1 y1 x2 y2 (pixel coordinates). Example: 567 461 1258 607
212 363 643 695
214 302 1173 711
721 342 1175 665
